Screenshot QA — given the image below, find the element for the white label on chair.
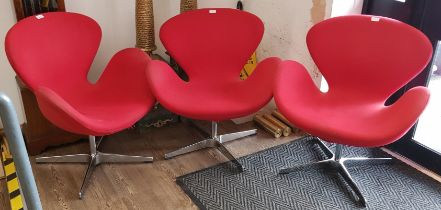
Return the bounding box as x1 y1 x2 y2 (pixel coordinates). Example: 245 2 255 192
36 14 44 19
371 17 380 22
209 10 217 14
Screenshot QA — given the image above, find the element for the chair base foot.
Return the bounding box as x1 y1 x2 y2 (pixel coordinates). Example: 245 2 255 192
165 122 255 172
280 137 393 207
36 136 153 199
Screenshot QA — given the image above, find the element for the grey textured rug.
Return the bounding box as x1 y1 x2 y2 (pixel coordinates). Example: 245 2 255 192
177 136 441 210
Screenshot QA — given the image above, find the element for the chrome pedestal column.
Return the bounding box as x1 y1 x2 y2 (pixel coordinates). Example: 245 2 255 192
165 121 256 172
36 135 153 199
279 137 393 207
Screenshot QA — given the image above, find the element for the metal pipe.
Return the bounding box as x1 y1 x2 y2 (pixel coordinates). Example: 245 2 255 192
335 144 343 161
211 121 218 138
0 93 42 210
89 136 96 155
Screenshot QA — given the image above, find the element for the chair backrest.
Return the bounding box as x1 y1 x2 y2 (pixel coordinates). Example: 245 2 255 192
5 12 101 92
160 8 263 82
307 15 432 101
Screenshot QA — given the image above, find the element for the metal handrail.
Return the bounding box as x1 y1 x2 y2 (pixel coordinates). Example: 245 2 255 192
0 92 42 210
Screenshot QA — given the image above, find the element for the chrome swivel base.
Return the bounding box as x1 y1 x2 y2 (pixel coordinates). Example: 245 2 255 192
279 137 393 207
36 135 153 199
165 121 257 172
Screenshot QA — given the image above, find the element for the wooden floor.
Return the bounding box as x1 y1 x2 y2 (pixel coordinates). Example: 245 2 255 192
0 121 301 210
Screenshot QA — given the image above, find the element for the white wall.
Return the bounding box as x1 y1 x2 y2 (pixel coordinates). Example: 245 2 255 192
0 0 333 126
246 0 332 85
331 0 363 17
0 0 25 126
65 0 137 82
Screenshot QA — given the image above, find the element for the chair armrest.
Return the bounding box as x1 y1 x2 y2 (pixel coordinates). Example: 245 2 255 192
384 86 430 127
146 60 188 101
34 87 88 134
96 48 151 94
274 60 323 106
244 57 281 89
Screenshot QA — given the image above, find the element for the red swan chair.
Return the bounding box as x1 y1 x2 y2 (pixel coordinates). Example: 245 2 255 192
274 15 432 206
146 8 281 171
5 12 155 198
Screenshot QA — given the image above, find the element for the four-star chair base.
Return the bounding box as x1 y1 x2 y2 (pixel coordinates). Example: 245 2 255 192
164 121 257 172
279 136 393 207
36 135 154 199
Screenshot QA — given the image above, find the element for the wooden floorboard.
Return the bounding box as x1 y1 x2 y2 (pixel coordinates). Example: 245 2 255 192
0 179 10 210
0 121 301 210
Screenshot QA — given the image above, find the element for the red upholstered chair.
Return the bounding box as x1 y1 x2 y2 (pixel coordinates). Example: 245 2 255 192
5 12 155 198
146 8 281 171
274 15 432 206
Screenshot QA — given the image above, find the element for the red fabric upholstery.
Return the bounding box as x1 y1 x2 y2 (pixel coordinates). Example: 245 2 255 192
275 15 432 147
146 8 281 121
5 12 155 136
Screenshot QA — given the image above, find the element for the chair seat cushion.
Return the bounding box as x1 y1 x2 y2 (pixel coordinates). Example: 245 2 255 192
160 82 271 121
147 57 281 121
278 97 410 147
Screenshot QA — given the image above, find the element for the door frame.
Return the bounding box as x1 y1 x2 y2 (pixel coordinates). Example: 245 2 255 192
363 0 441 175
